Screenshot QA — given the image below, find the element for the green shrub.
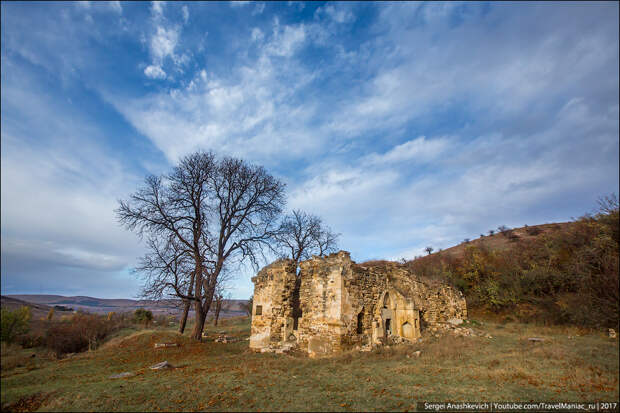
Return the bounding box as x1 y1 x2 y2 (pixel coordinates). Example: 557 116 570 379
133 308 153 326
1 307 31 344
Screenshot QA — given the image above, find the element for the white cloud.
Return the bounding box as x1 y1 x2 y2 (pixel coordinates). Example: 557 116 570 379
230 1 250 7
144 64 167 79
266 22 306 57
252 3 265 15
251 27 264 42
151 1 165 18
364 136 452 165
150 26 179 62
110 1 122 14
315 4 354 24
182 5 189 23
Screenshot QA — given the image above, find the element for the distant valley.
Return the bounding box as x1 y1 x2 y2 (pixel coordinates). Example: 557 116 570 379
2 294 248 320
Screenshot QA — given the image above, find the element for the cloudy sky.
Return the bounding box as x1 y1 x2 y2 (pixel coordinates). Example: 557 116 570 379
1 2 618 299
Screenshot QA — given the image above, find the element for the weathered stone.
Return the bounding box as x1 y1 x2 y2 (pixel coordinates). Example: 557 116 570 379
448 318 463 326
154 343 178 348
528 337 544 343
250 251 467 356
150 361 173 370
413 350 421 357
609 329 616 339
214 335 238 343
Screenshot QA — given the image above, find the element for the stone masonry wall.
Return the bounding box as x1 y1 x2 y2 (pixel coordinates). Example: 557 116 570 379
250 251 467 356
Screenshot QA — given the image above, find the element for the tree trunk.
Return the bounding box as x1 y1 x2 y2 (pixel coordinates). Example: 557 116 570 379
190 261 205 340
213 297 222 326
179 272 195 334
191 299 205 340
179 301 190 334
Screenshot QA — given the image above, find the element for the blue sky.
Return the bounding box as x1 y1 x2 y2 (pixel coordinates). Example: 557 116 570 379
1 1 618 299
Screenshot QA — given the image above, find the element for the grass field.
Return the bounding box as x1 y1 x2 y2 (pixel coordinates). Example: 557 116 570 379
1 317 618 412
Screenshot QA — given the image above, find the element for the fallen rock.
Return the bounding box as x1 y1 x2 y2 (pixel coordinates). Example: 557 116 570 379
448 318 463 326
109 372 134 379
154 343 178 348
413 350 421 357
609 329 617 339
214 335 239 343
528 337 544 343
150 361 174 370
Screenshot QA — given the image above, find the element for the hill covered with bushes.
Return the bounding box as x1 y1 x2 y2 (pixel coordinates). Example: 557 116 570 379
406 195 619 328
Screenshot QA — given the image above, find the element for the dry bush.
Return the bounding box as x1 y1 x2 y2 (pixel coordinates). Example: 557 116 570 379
45 313 114 356
525 225 543 236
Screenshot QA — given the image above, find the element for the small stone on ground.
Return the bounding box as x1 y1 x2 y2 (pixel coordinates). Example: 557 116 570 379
150 361 174 370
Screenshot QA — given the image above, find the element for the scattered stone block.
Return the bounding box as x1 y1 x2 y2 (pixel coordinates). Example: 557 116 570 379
528 337 544 343
448 318 463 326
154 343 178 348
413 351 421 357
150 361 174 370
609 329 616 338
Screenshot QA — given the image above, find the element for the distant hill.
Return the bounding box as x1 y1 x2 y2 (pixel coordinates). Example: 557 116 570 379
0 296 55 320
3 295 249 318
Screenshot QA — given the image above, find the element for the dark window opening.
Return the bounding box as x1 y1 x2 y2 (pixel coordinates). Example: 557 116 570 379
292 276 302 330
357 309 364 334
385 318 392 336
255 305 262 315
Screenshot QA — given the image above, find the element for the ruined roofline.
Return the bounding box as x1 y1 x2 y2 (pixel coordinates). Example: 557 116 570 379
252 251 453 290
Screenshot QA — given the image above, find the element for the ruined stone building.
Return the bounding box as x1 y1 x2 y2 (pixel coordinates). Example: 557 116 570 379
249 251 467 357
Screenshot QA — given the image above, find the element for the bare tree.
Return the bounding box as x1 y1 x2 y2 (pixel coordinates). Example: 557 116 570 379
424 246 434 255
212 289 231 327
497 225 511 236
117 151 286 340
275 209 340 264
242 295 253 316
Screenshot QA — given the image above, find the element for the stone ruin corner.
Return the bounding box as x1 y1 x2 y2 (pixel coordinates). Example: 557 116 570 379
249 250 467 357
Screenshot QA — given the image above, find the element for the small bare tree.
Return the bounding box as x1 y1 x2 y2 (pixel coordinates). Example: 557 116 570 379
242 295 253 316
425 246 434 255
118 151 286 340
274 209 339 264
497 225 511 236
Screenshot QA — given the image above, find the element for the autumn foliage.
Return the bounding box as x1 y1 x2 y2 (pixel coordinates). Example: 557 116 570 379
408 195 619 328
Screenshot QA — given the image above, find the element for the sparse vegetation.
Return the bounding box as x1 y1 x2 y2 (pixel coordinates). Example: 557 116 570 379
1 317 617 411
408 195 619 328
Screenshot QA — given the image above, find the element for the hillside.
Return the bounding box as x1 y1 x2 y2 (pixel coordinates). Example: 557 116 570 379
404 209 618 328
423 222 572 259
0 296 54 320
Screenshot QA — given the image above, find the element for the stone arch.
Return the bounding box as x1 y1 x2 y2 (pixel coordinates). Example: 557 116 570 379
357 307 364 334
383 291 392 308
402 321 413 339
